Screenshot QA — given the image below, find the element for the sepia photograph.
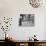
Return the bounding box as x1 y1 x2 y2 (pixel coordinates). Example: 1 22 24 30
0 0 46 46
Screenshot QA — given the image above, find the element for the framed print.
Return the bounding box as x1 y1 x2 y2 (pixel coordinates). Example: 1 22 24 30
19 14 35 26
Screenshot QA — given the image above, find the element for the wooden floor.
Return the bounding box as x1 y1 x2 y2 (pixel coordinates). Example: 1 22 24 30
0 40 16 46
0 42 16 46
0 40 46 46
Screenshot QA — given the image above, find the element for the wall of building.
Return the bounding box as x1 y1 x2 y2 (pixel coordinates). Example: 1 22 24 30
0 0 46 40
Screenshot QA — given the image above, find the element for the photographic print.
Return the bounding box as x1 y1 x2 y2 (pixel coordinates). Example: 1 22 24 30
19 14 35 26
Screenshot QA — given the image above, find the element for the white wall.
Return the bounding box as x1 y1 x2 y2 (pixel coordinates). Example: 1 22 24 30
0 0 46 40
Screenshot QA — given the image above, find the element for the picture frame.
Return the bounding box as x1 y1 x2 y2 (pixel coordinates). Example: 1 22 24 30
19 14 35 26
